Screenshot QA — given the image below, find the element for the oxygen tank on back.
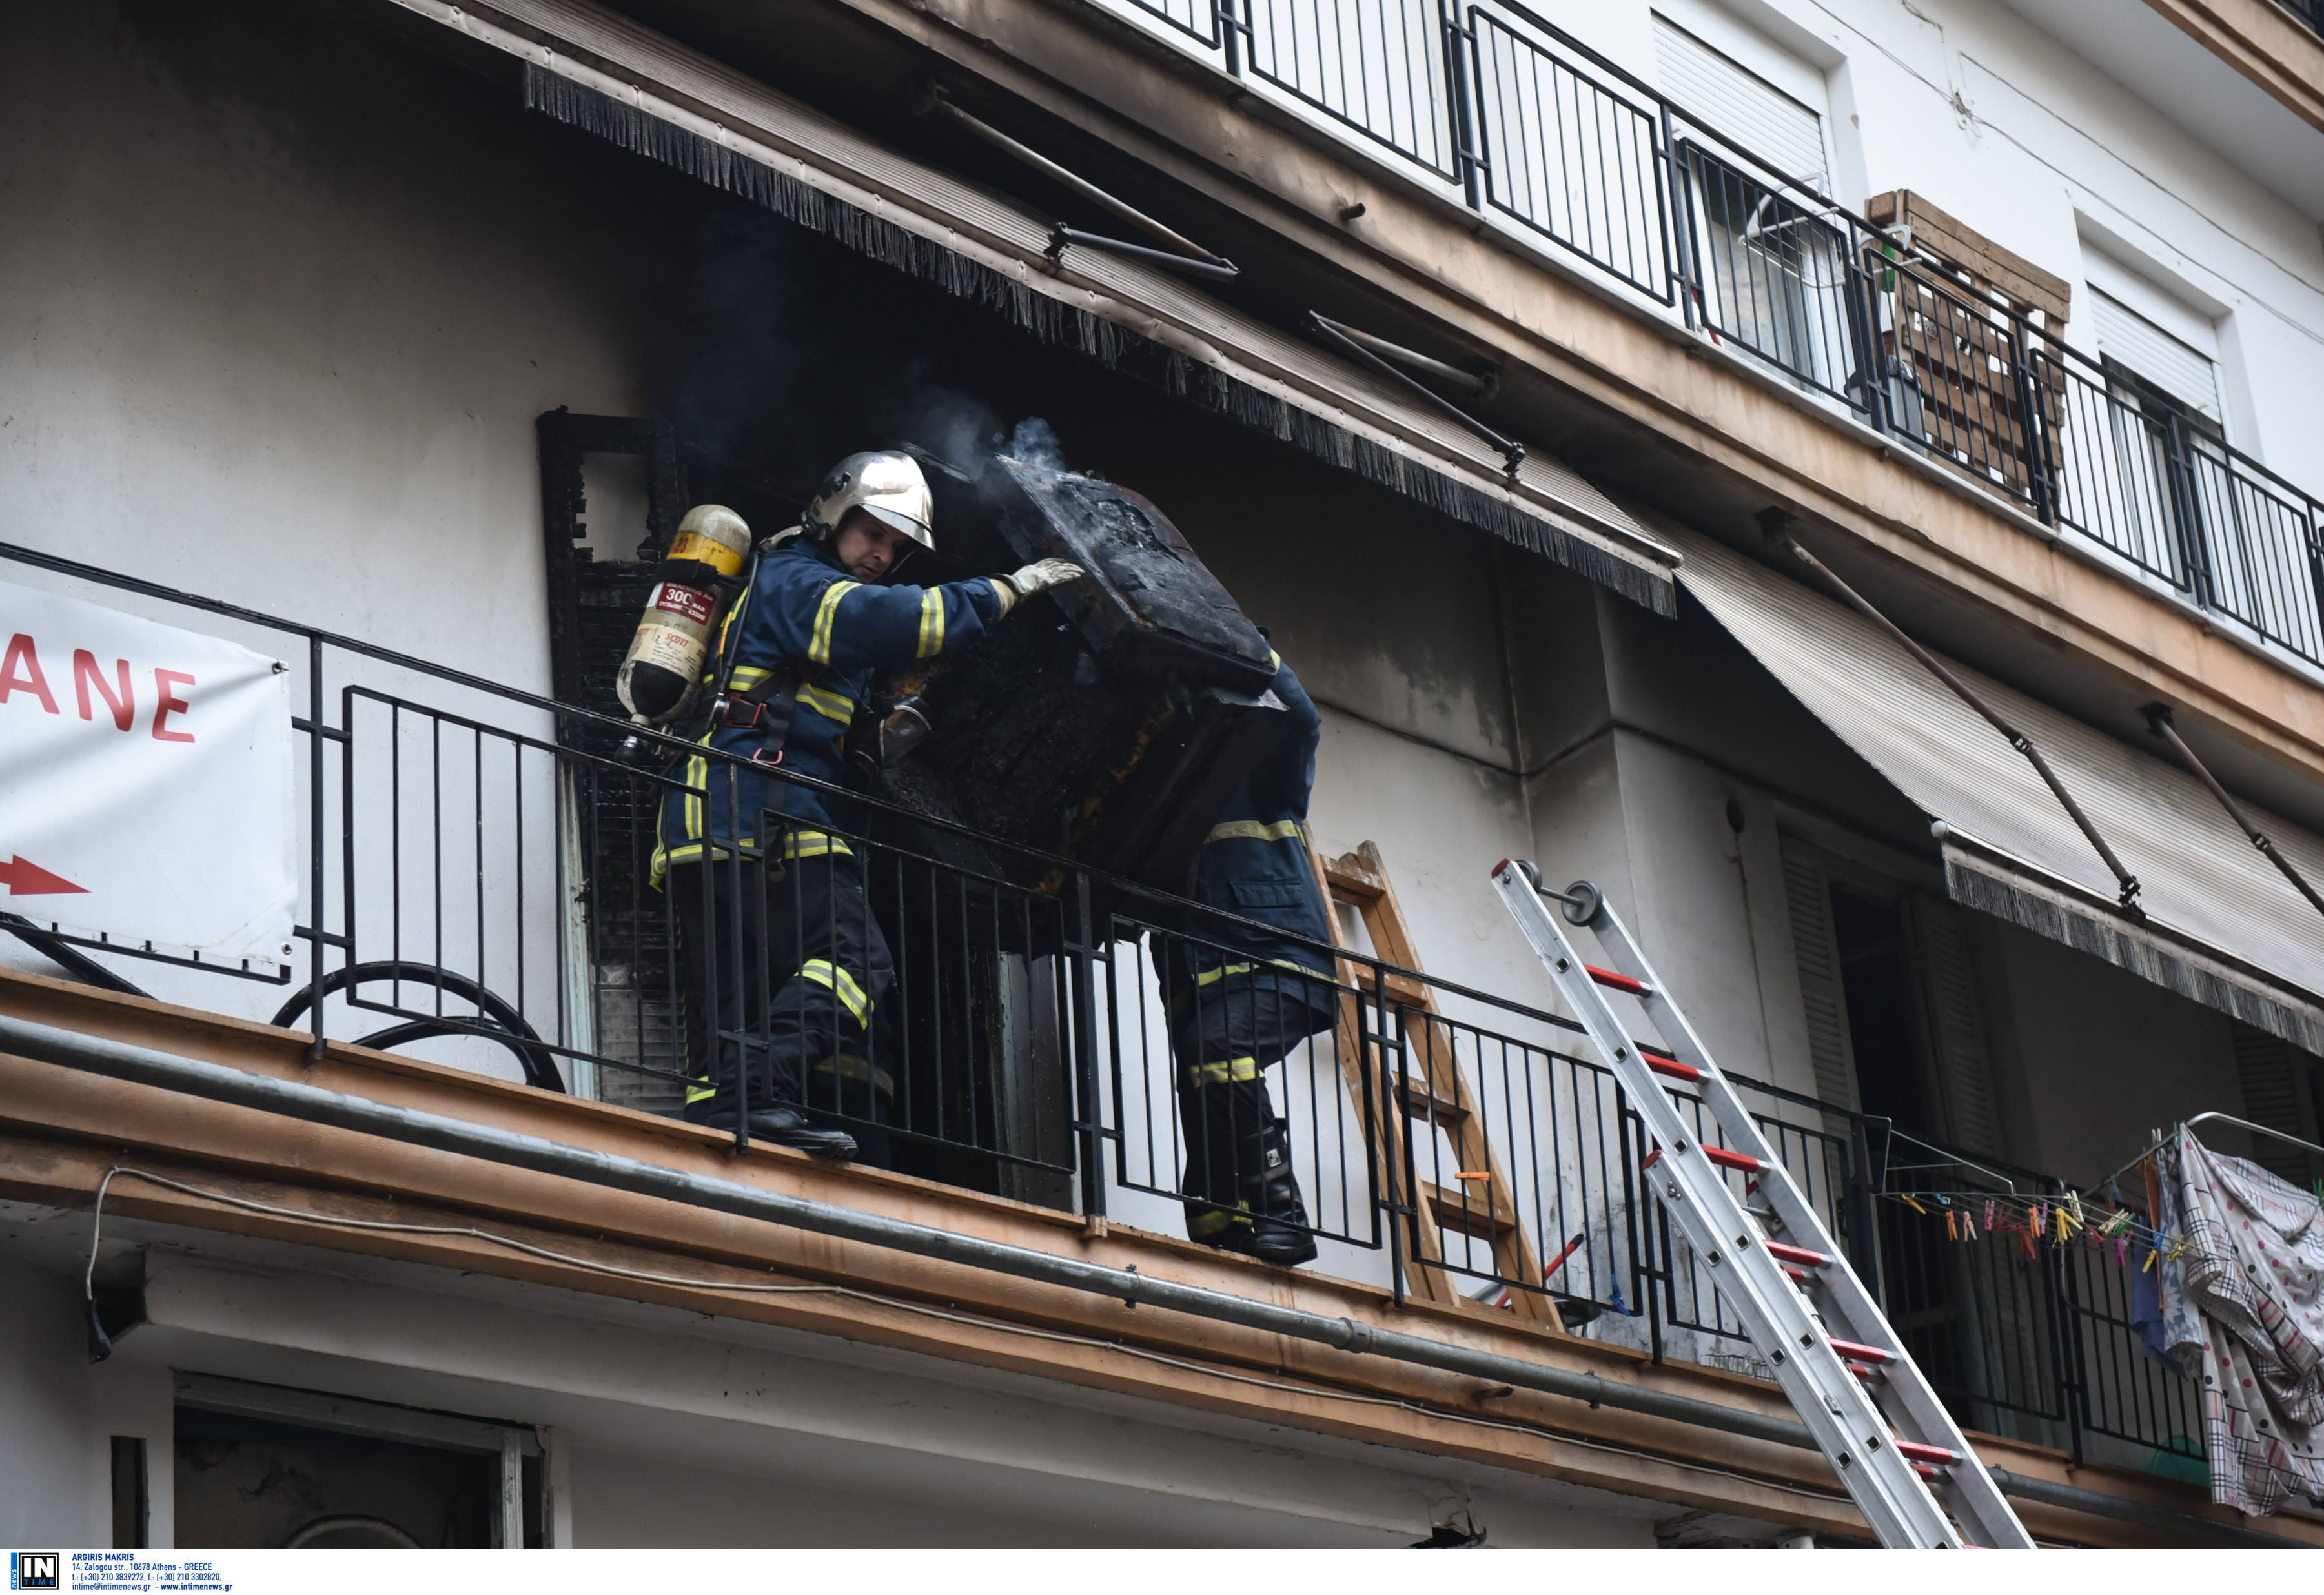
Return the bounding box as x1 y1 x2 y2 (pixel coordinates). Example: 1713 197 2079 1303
616 505 753 724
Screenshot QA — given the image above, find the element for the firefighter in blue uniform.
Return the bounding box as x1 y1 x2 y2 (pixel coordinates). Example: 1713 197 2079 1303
656 450 1084 1158
1165 648 1336 1266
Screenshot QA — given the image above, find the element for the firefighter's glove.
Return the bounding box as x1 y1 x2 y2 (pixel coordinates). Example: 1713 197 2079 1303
990 558 1086 617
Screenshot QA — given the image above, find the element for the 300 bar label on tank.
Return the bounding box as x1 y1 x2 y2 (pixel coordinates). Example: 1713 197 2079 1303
650 582 716 624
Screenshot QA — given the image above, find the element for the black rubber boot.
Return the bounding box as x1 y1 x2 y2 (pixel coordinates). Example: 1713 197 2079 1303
1225 1113 1317 1267
702 1104 858 1160
1177 1082 1252 1247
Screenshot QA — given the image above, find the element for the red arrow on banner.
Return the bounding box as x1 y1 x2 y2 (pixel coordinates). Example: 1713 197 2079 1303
0 856 88 896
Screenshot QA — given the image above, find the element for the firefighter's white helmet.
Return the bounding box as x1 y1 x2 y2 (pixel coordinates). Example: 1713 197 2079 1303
804 449 935 554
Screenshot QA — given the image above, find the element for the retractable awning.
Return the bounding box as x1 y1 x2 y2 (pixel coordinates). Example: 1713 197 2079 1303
380 0 1681 613
1667 525 2324 1053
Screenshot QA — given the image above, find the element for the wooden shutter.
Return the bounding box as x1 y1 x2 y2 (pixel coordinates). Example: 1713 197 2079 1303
2230 1022 2324 1188
1780 842 1860 1112
1904 894 2005 1161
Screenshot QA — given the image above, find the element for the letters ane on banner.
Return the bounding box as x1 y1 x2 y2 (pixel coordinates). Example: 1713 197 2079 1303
0 580 297 963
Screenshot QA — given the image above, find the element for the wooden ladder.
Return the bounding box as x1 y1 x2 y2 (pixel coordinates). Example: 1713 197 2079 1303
1309 840 1562 1330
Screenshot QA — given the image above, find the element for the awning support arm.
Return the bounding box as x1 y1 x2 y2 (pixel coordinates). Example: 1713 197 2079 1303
1309 313 1524 476
1762 514 2144 916
2143 704 2324 922
923 94 1238 278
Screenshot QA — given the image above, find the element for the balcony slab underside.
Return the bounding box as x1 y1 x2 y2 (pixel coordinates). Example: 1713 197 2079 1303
3 965 2306 1547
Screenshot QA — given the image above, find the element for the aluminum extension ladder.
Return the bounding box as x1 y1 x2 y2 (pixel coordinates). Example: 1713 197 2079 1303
1490 860 2036 1550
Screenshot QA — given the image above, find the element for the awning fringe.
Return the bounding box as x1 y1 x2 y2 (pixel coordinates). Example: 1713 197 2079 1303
523 66 1674 616
1946 856 2324 1055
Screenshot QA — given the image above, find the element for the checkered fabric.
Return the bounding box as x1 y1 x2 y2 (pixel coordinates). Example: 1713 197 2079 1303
2168 1129 2324 1516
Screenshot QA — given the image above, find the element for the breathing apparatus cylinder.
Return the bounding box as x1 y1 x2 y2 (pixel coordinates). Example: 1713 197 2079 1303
615 505 753 725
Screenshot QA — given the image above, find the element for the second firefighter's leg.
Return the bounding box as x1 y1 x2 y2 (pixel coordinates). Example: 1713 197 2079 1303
1230 1077 1318 1267
756 842 893 1159
1176 1070 1254 1247
1179 1060 1318 1268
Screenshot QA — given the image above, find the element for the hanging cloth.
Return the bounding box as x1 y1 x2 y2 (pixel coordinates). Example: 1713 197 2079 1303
2166 1127 2324 1516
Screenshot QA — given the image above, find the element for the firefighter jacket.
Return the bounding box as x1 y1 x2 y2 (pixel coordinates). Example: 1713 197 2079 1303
1177 653 1336 989
654 538 1008 884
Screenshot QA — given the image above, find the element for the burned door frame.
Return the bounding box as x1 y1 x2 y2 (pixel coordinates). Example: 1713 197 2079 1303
537 411 691 1108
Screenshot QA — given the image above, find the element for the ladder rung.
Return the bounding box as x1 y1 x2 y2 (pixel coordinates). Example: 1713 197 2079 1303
1423 1180 1516 1238
1360 970 1433 1008
1829 1338 1892 1366
1585 963 1647 995
1640 1046 1700 1083
1324 853 1389 900
1912 1462 1941 1481
1395 1073 1467 1122
1783 1265 1811 1286
1896 1439 1960 1466
1640 1144 1762 1175
1766 1241 1828 1268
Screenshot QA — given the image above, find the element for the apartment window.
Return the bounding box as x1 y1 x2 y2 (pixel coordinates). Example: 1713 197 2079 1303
1781 839 2050 1443
1654 11 1851 395
2091 290 2224 427
2083 248 2226 427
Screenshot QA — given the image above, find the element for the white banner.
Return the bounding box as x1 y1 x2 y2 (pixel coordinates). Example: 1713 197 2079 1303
0 580 297 963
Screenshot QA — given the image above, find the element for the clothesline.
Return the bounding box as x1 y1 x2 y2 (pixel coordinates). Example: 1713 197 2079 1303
2086 1111 2324 1201
1875 1184 2181 1265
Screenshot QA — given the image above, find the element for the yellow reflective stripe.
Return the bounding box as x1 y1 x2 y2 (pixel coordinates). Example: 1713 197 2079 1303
1269 649 1281 670
683 754 708 844
917 588 946 658
798 683 856 724
1192 955 1323 991
685 1079 717 1104
655 833 850 872
799 959 872 1026
1188 1056 1262 1086
810 580 861 668
1205 819 1303 845
812 1053 896 1095
729 664 774 689
1187 1203 1251 1237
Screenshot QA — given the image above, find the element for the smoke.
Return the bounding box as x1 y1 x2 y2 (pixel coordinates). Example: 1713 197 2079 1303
651 205 1086 510
1004 417 1067 472
894 387 1004 481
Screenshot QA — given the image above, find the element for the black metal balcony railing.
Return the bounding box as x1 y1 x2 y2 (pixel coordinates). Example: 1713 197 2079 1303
1111 0 2324 672
0 537 2221 1474
2281 0 2323 41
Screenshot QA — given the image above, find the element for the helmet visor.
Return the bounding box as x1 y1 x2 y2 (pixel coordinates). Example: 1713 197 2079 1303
861 503 933 548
